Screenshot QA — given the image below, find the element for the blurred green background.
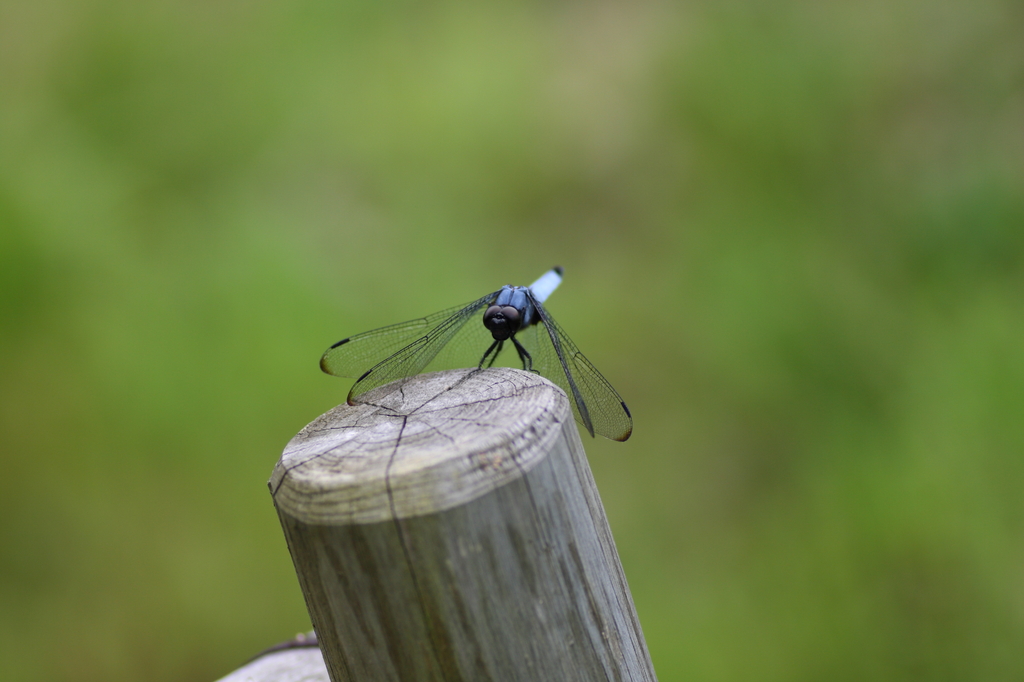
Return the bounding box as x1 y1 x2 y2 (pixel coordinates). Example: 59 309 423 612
2 1 1023 680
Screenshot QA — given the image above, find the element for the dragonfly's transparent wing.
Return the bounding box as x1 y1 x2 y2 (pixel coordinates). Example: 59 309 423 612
320 299 484 378
521 297 633 441
320 291 500 403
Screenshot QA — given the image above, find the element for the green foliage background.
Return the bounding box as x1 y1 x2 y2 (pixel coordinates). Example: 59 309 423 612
2 1 1022 680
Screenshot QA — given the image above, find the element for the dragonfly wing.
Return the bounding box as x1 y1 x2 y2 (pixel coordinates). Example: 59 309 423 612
320 293 496 378
523 297 633 441
341 292 499 402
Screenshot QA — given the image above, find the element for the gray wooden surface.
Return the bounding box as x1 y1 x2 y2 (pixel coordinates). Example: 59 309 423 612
215 646 329 682
270 367 656 682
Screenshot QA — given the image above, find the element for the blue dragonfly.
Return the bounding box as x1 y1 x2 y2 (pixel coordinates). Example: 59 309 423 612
320 267 632 441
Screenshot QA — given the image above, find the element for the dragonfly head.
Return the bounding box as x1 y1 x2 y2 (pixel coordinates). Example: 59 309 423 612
483 305 521 341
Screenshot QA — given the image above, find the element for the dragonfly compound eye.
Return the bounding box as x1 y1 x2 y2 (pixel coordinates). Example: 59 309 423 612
483 305 522 340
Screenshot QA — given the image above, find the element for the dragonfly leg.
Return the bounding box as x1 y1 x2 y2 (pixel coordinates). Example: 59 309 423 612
479 339 502 369
512 337 535 373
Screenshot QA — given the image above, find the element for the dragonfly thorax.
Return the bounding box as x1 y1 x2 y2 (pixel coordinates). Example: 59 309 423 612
483 305 521 340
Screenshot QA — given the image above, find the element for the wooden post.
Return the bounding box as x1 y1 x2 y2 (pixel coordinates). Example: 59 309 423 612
269 367 656 682
215 633 326 682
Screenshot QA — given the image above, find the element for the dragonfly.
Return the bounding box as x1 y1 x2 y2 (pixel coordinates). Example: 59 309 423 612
320 267 632 441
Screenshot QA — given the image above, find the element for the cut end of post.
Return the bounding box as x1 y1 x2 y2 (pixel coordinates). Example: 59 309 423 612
269 367 571 526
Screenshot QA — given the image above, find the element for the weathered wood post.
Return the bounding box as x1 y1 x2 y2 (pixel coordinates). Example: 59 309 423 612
269 367 656 682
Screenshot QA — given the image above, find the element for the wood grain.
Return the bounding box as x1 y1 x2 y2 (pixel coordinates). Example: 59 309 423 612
271 367 656 682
